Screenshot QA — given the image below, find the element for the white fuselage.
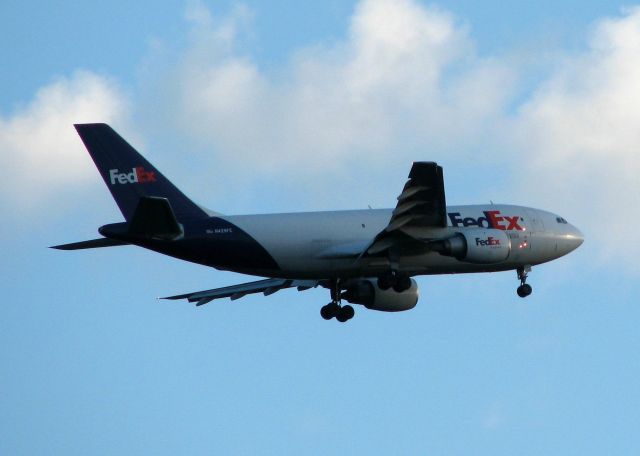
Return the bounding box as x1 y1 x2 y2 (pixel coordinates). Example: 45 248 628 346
223 204 584 279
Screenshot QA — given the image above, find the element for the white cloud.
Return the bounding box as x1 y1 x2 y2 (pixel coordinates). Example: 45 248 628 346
172 0 514 174
511 7 640 270
0 71 129 210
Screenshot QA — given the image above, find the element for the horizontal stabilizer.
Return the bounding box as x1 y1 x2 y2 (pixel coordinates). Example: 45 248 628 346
50 238 129 250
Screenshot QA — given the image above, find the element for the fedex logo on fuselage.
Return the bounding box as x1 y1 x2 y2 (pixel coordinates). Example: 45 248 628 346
448 210 524 231
109 167 156 185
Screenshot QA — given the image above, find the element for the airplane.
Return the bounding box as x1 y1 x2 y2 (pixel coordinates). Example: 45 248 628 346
52 123 584 322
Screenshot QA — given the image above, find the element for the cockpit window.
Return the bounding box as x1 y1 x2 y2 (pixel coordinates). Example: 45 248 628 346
556 217 568 224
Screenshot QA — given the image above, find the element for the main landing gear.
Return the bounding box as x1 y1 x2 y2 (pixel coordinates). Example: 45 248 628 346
320 302 355 322
377 272 412 292
320 279 355 323
517 266 533 298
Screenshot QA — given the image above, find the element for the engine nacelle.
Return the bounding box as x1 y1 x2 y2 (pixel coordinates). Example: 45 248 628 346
435 229 511 264
342 279 418 312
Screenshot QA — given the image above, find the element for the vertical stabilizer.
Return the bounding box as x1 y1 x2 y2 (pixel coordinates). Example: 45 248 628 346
74 123 208 222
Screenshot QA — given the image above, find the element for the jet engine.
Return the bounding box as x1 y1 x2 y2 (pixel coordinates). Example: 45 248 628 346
342 279 419 312
433 228 511 264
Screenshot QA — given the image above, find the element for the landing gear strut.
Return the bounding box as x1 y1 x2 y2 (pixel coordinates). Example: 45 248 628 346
320 279 355 322
516 266 533 298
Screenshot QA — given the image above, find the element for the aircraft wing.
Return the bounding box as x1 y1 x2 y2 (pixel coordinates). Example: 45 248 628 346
161 278 321 306
364 162 446 256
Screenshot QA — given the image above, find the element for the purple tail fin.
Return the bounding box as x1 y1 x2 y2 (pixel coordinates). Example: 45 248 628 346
74 123 208 222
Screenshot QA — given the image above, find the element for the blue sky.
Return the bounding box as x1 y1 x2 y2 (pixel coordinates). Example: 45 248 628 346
2 1 639 454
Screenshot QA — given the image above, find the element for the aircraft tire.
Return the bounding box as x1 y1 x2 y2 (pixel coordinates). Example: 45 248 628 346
517 284 532 298
393 276 412 292
340 305 355 321
336 308 352 322
377 275 395 290
321 303 335 320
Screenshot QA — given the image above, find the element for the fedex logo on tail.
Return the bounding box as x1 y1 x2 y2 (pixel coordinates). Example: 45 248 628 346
449 210 524 231
109 167 156 185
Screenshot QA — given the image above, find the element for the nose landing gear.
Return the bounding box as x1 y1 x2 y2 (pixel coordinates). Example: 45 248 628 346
517 266 533 298
320 279 355 322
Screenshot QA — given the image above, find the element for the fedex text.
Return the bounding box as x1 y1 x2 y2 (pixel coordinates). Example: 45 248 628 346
476 237 501 246
109 167 157 185
448 210 523 231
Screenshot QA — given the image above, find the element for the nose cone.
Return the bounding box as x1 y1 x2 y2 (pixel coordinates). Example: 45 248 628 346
565 224 584 252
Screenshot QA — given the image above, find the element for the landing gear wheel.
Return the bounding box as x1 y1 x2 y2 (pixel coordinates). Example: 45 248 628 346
516 266 532 298
517 284 532 298
321 279 355 322
393 276 412 292
320 302 340 320
336 305 355 322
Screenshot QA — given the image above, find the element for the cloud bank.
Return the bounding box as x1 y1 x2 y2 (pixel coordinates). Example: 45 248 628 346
0 71 128 209
512 8 640 267
173 0 513 173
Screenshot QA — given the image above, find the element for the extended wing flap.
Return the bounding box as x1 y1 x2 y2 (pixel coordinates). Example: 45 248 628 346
385 214 414 232
397 184 430 202
361 162 447 257
392 200 426 217
387 162 446 231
